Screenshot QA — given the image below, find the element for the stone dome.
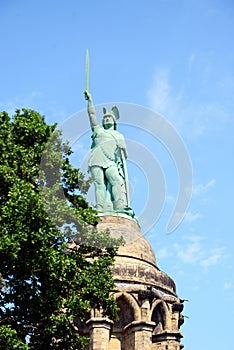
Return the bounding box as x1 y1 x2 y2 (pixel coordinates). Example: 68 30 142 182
97 215 176 296
98 215 157 266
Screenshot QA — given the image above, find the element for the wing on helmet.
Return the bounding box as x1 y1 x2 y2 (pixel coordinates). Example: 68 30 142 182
111 106 120 120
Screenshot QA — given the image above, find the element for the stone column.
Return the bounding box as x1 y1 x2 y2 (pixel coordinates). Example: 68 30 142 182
124 321 155 350
87 317 113 350
152 331 183 350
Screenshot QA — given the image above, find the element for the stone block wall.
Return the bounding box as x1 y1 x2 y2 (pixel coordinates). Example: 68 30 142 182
86 286 184 350
84 216 185 350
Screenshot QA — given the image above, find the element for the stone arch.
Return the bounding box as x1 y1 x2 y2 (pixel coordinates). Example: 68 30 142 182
114 292 140 327
109 292 140 349
151 300 171 333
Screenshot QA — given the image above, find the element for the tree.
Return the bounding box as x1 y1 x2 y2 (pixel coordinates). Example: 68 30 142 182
0 109 120 349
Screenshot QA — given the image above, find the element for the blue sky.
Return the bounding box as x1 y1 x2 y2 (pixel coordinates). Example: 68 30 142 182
1 0 234 349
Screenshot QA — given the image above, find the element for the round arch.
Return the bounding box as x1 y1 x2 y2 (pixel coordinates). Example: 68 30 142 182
113 292 140 326
150 299 171 331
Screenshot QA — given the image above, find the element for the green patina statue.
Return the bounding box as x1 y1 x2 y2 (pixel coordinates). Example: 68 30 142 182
84 89 134 218
84 51 134 218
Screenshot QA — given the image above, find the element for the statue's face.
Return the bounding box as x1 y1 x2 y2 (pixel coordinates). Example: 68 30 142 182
102 114 115 129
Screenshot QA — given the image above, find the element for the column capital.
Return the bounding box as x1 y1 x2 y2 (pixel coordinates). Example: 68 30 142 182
86 317 114 331
124 320 156 333
152 330 183 343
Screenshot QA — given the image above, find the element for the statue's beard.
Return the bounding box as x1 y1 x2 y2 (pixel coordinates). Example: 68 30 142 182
103 123 114 129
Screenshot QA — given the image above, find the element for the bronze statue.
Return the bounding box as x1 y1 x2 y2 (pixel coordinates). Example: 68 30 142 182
84 51 134 217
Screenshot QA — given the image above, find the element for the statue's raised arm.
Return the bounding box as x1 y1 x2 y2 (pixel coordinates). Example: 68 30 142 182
84 89 98 129
83 51 135 218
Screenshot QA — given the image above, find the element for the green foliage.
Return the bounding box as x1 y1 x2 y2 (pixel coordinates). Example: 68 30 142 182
0 325 28 349
0 109 120 349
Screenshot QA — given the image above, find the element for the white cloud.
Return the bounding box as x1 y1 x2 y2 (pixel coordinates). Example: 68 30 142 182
174 236 227 272
182 102 229 137
0 92 68 123
147 69 171 113
184 211 202 223
147 68 182 121
157 247 172 259
174 236 203 264
0 91 44 115
200 247 226 271
168 210 201 229
147 60 231 138
193 179 216 197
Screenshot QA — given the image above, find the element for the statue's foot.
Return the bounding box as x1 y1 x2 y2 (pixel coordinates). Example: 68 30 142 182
115 207 136 218
113 199 125 211
102 200 113 212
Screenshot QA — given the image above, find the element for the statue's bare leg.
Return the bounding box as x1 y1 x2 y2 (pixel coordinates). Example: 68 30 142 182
90 166 105 211
105 166 126 210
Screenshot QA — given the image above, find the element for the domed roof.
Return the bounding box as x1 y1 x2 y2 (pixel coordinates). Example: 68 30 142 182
98 215 157 266
98 215 177 295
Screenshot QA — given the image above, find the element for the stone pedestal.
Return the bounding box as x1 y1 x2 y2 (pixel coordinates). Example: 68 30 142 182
124 321 155 350
87 318 113 350
86 215 185 350
152 331 183 350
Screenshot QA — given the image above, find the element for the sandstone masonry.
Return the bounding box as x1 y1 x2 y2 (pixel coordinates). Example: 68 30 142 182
81 215 185 350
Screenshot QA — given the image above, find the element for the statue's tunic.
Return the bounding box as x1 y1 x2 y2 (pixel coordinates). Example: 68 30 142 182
88 125 127 170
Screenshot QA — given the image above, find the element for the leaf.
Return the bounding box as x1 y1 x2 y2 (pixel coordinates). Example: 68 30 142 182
0 109 120 349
